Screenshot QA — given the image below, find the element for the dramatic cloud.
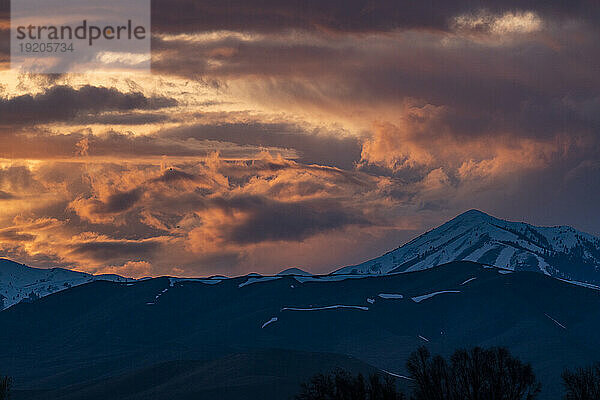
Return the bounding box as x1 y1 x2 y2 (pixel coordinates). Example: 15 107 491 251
160 122 362 168
0 0 598 277
0 153 395 275
150 0 599 34
0 85 177 126
0 190 15 199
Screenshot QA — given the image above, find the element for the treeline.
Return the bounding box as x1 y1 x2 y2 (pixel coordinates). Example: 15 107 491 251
2 351 600 400
296 347 600 400
0 376 11 400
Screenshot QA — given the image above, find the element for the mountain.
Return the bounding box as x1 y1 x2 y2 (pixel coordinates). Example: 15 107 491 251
2 261 600 399
277 267 313 276
335 210 600 283
0 258 132 310
2 210 600 399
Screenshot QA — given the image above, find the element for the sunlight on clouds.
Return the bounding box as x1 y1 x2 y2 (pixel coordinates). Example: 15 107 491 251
157 31 263 43
453 10 543 35
1 2 598 276
96 51 152 66
492 11 543 34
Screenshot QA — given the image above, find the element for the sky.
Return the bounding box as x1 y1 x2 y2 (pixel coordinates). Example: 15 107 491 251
0 0 598 278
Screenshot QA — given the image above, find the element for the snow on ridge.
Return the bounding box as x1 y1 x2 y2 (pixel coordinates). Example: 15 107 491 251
281 305 369 311
367 298 375 304
261 317 278 328
498 270 513 274
461 277 477 285
544 313 566 329
381 370 414 381
378 293 403 299
418 335 430 342
411 290 460 303
0 259 132 310
556 278 600 291
239 276 281 288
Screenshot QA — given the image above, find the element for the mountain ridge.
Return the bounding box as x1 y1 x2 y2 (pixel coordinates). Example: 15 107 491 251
3 209 599 308
2 261 599 400
335 210 600 284
0 258 132 310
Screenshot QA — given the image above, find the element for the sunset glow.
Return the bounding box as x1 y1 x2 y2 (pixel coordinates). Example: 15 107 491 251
0 1 598 278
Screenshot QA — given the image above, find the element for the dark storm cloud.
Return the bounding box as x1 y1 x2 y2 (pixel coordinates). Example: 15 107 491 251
150 0 599 34
72 112 171 125
151 35 353 79
0 85 177 126
0 165 43 191
162 122 362 169
0 190 14 199
202 195 371 244
462 144 600 237
0 0 7 20
0 0 596 36
0 127 264 160
0 29 8 66
151 169 198 183
0 0 7 64
0 229 35 242
95 188 143 214
68 240 161 262
154 23 600 145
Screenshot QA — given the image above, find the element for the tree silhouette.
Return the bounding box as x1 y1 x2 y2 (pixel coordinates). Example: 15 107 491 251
406 346 540 400
295 369 404 400
0 375 11 400
562 362 600 400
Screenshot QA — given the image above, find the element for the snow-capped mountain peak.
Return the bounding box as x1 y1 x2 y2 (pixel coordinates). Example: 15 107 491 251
0 259 132 310
335 210 600 283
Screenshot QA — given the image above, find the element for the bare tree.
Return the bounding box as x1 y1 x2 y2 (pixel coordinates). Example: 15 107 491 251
406 347 451 400
406 346 540 400
0 376 11 400
296 369 405 400
562 363 600 400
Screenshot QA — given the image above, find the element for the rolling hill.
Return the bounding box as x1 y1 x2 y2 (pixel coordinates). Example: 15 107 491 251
1 261 600 399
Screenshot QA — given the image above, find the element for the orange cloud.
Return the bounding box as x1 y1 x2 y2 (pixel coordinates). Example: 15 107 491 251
93 260 153 278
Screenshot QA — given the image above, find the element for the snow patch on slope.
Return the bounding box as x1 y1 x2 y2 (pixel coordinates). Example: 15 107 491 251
461 277 477 285
261 317 278 328
378 293 404 299
239 276 281 288
544 313 566 329
411 290 460 303
282 305 369 311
